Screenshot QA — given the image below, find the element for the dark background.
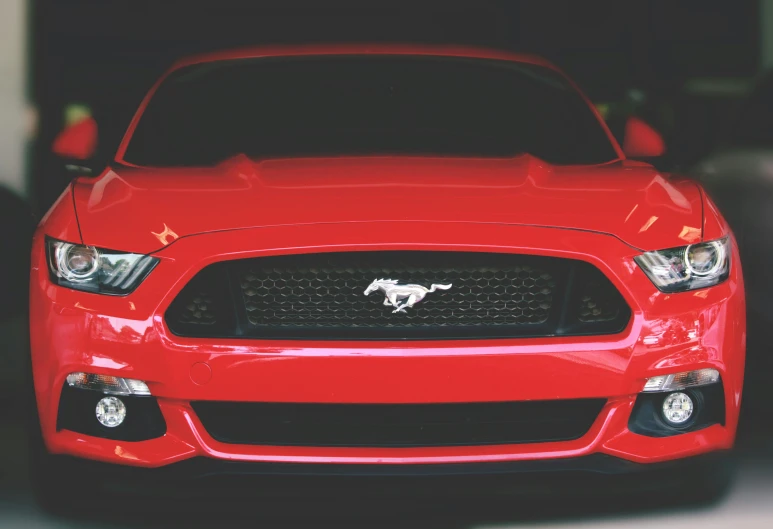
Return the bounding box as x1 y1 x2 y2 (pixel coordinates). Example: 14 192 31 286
29 0 761 210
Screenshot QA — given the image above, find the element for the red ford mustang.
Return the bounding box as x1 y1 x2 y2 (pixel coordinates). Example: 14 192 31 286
30 45 745 503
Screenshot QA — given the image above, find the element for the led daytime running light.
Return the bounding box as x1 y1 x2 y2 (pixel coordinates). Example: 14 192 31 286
66 372 151 396
643 368 720 393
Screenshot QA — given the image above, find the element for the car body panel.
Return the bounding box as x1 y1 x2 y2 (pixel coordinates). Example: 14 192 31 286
30 214 745 467
31 45 745 472
692 149 773 323
73 156 704 255
39 185 83 244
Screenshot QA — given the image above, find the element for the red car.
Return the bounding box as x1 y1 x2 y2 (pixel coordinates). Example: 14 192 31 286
31 45 745 504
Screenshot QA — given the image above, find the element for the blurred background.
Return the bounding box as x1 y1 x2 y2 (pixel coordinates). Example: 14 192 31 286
2 0 773 527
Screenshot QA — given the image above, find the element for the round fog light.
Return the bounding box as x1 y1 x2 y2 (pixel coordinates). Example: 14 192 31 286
96 397 126 427
662 392 694 425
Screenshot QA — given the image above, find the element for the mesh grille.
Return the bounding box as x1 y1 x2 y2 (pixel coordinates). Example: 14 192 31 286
240 261 556 328
576 269 627 323
177 291 218 326
165 252 630 340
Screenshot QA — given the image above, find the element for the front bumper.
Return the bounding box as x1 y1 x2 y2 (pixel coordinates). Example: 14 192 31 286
53 452 732 498
29 222 746 469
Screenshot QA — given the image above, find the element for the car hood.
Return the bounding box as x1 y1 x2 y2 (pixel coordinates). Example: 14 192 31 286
73 155 704 254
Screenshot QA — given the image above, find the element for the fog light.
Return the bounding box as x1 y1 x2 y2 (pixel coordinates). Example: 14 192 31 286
96 397 126 428
662 392 694 426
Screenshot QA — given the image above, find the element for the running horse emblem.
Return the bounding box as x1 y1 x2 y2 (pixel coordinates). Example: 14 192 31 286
363 278 453 313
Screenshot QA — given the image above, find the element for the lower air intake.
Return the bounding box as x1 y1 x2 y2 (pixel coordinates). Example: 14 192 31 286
191 399 607 447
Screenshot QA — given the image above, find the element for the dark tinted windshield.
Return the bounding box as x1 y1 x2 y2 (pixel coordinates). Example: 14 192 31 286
122 56 618 166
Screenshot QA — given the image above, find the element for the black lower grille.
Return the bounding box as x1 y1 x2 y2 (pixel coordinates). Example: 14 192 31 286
191 399 606 447
165 251 630 340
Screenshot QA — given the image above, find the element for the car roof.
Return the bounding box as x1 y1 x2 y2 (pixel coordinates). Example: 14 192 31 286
169 44 561 73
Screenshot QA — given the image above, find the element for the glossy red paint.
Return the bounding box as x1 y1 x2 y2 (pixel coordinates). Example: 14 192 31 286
74 156 706 255
622 116 666 159
52 117 98 161
31 45 745 471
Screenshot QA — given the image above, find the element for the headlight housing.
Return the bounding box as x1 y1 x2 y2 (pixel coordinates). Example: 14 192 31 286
46 237 159 295
634 237 730 293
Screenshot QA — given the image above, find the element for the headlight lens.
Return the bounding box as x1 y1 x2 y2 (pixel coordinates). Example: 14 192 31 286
634 237 730 293
47 237 159 295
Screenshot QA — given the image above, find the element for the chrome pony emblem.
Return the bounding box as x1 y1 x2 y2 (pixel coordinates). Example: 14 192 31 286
364 279 452 313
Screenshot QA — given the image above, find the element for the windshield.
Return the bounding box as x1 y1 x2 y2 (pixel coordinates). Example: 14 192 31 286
122 56 618 166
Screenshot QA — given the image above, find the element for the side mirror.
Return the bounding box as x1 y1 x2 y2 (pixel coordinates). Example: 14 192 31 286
622 116 666 159
51 117 98 175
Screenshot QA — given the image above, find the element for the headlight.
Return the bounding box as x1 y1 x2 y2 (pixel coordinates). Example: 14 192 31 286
46 237 159 295
634 237 730 293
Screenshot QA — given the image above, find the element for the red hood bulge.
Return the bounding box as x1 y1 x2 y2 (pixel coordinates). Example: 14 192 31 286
72 155 704 254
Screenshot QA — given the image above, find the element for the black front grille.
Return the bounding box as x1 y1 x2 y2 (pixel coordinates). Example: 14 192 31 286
165 252 630 340
191 399 606 447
